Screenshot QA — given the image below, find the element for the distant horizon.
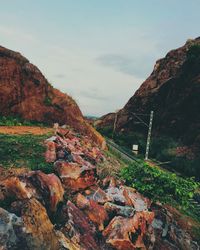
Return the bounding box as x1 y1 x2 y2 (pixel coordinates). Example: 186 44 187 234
0 0 200 116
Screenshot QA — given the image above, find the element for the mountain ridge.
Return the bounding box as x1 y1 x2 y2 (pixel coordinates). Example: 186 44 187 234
0 45 105 147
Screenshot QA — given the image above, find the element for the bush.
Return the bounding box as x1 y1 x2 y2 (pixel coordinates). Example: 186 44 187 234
0 116 47 127
187 44 200 62
120 162 199 208
44 96 53 106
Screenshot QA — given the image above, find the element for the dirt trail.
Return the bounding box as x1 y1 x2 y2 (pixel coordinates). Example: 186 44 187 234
0 126 54 135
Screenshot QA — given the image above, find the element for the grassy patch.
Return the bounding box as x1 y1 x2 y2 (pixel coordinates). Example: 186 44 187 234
0 116 48 127
98 127 200 180
97 149 128 179
0 133 53 173
120 161 200 223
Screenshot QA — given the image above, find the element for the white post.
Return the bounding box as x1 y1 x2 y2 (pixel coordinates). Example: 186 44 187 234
145 111 154 160
112 110 119 138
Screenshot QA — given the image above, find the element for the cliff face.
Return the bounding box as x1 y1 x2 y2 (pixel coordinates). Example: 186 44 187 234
97 38 200 147
0 46 104 147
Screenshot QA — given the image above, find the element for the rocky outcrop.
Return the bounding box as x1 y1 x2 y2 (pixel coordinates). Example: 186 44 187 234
0 46 105 147
0 127 198 249
96 37 200 148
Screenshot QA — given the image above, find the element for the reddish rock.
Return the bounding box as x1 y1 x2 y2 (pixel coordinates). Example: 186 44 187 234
122 186 151 211
30 171 64 212
76 193 109 231
0 176 38 201
20 198 60 250
54 161 97 192
84 186 113 204
103 211 154 250
45 141 57 163
63 200 100 250
102 176 118 188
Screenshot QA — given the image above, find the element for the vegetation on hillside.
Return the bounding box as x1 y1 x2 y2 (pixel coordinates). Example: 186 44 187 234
0 116 48 127
97 127 200 180
0 134 53 173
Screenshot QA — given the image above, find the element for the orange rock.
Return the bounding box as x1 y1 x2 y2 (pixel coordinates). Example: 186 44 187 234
102 176 118 188
0 176 37 200
63 200 101 250
54 161 97 192
84 185 113 204
122 186 151 211
103 211 154 250
45 141 57 162
20 198 60 250
30 171 64 212
76 193 108 231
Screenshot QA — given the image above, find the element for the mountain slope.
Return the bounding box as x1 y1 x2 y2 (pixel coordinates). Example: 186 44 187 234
96 37 200 148
0 46 105 147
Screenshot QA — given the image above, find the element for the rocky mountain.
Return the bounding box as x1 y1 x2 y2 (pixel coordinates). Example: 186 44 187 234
96 37 200 149
0 46 104 147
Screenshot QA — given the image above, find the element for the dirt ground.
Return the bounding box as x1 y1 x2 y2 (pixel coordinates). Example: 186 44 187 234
0 126 54 135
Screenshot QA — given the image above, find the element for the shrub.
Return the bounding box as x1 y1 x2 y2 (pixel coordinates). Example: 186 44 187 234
44 96 53 106
120 162 199 208
187 44 200 62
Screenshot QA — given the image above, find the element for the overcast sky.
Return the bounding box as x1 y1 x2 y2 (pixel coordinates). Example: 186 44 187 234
0 0 200 116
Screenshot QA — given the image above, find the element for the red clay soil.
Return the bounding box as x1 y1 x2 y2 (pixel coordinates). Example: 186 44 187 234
0 126 54 135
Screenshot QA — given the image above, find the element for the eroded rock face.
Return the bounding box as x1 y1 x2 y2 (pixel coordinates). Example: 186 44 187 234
29 171 64 212
0 45 105 147
96 37 200 148
0 129 199 250
19 198 60 250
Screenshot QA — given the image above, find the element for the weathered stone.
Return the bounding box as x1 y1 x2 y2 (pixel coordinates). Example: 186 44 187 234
29 171 64 212
122 186 151 211
0 176 38 201
103 211 154 250
105 187 126 205
63 200 100 250
104 202 135 218
0 207 23 250
45 141 57 163
20 198 60 250
54 161 97 192
84 186 113 204
76 193 108 231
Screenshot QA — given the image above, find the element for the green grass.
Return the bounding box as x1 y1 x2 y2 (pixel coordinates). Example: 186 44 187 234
0 116 48 127
0 133 53 173
120 161 200 223
98 127 200 180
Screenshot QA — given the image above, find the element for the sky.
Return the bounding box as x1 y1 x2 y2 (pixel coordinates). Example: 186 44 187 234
0 0 200 116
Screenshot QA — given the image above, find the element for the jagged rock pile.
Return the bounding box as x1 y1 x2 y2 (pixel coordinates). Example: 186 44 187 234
0 128 199 250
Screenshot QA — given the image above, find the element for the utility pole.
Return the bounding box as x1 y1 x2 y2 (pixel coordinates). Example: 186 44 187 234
112 110 119 139
145 111 154 160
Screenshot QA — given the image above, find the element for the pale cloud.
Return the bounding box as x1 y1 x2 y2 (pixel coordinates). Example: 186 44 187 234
0 25 37 44
96 54 150 78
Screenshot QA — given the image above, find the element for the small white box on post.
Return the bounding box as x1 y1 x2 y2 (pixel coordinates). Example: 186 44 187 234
132 144 138 155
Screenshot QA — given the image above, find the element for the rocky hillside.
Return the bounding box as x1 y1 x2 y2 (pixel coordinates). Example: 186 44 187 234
96 37 200 149
0 127 199 249
0 46 104 147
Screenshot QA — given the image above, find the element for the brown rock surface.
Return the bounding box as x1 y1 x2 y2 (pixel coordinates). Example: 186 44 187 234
29 171 64 212
96 37 200 149
0 45 105 147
